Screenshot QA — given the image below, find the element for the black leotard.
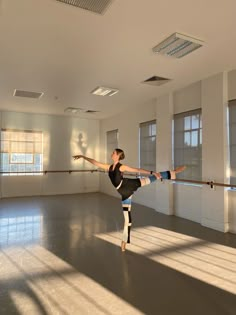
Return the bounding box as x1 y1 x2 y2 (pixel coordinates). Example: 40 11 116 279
108 163 123 187
108 163 141 200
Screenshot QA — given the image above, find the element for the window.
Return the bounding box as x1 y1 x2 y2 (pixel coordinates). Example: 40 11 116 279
174 109 202 180
229 100 236 185
0 129 43 175
106 129 118 163
139 120 156 171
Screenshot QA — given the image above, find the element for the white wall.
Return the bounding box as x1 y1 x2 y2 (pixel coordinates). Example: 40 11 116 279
201 72 229 232
99 99 162 210
100 82 204 220
227 69 236 233
0 111 100 197
172 81 202 223
1 70 236 234
100 72 236 234
173 81 202 114
155 94 174 215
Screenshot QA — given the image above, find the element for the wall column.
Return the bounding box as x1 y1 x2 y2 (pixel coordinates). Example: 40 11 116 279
156 93 174 215
201 72 229 232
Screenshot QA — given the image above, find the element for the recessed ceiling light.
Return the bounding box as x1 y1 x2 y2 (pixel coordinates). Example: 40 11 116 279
152 32 204 58
64 107 81 114
91 86 119 96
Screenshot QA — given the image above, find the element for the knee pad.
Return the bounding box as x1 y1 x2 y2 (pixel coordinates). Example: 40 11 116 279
160 171 171 179
149 174 157 183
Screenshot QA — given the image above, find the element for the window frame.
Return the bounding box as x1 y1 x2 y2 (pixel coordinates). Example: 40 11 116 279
139 120 156 171
0 129 43 176
173 109 202 181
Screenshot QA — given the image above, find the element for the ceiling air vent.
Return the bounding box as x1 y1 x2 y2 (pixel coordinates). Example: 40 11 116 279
56 0 113 15
13 89 44 99
152 32 204 58
142 76 171 86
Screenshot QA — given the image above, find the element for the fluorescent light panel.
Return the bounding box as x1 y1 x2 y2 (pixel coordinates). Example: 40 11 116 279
91 86 119 96
152 32 204 58
64 107 99 114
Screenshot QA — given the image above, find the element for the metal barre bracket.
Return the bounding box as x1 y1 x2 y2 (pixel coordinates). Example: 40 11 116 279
207 180 215 189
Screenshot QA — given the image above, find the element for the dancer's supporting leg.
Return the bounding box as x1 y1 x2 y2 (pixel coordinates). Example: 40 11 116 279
121 166 186 251
121 195 132 251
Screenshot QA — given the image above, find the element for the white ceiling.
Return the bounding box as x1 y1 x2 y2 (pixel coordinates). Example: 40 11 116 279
0 0 236 120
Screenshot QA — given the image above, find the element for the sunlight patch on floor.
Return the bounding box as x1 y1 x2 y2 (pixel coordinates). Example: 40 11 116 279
96 226 236 295
0 245 143 315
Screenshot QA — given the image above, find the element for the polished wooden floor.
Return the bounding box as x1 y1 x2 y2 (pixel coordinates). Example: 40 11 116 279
0 192 236 315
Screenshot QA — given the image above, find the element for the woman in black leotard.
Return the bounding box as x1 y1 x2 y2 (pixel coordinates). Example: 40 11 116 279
73 149 185 251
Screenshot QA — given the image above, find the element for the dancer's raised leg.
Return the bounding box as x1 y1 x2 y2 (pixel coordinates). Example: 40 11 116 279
140 165 186 186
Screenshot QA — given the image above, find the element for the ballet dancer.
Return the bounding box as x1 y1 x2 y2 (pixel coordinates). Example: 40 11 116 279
73 149 185 252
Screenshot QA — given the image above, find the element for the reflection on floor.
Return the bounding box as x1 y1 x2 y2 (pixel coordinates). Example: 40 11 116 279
0 192 236 315
0 214 42 247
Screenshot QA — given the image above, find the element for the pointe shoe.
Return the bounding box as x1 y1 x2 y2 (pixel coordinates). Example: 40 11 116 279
121 241 126 252
174 166 186 174
170 166 186 180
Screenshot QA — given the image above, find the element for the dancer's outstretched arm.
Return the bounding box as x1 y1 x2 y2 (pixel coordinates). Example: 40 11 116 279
120 164 155 175
73 155 110 171
120 164 186 179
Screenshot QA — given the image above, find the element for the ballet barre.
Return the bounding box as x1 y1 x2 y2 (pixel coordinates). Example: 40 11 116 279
0 169 235 189
0 169 99 175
